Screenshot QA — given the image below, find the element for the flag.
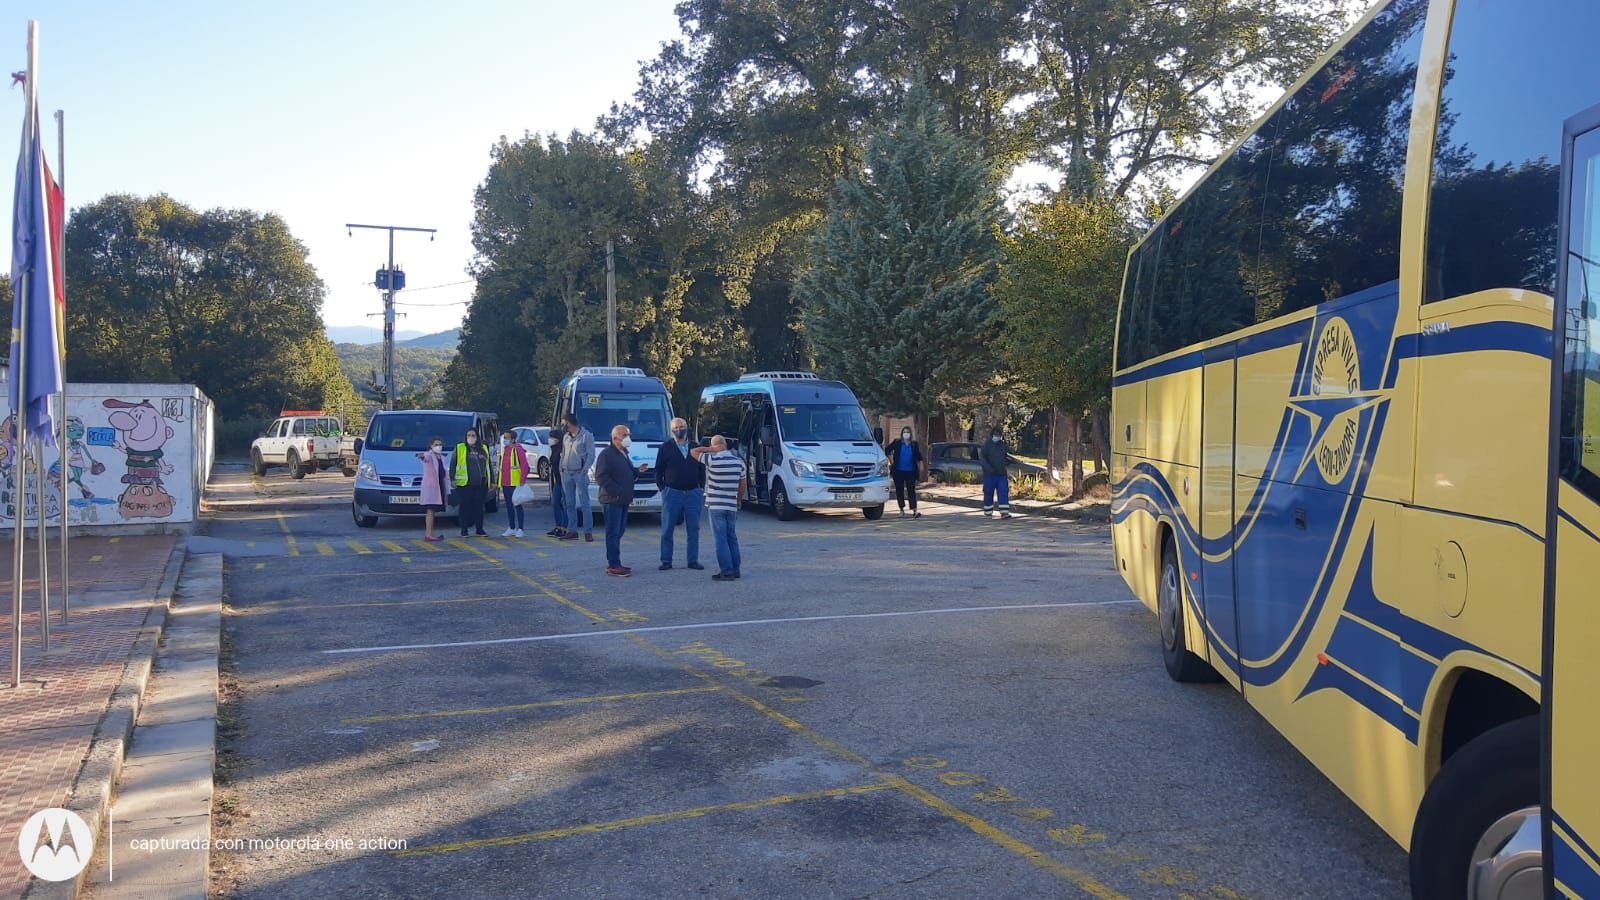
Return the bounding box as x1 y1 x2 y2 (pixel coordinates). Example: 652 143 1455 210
7 36 64 447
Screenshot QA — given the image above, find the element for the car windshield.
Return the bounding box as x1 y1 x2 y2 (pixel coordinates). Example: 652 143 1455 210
365 413 472 451
576 393 672 443
776 403 872 442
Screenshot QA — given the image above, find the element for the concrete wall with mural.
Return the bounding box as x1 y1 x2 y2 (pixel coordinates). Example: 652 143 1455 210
0 382 214 530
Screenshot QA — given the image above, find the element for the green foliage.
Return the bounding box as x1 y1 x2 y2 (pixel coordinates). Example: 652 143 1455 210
994 195 1137 414
334 342 452 409
61 194 360 422
797 87 1003 420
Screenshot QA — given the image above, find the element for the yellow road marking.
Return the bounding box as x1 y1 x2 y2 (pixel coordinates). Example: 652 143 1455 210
448 541 606 624
379 540 407 553
275 510 299 556
347 540 373 554
345 686 717 724
88 554 102 563
412 539 442 552
479 538 507 549
445 538 474 553
315 542 335 556
254 562 265 570
536 551 548 558
108 536 120 543
393 782 896 858
401 556 411 563
267 592 534 613
245 541 256 548
885 776 1127 900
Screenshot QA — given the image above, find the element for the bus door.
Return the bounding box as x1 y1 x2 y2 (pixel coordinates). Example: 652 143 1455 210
1201 345 1243 690
739 397 772 502
1547 108 1600 899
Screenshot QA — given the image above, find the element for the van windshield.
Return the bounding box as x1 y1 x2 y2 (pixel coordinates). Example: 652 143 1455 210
365 413 472 451
776 403 872 442
576 392 672 443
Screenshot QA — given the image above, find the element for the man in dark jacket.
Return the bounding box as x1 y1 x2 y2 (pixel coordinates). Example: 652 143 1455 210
654 416 705 570
595 424 645 576
979 425 1012 519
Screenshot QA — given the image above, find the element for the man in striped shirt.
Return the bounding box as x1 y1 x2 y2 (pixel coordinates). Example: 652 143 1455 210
691 435 747 581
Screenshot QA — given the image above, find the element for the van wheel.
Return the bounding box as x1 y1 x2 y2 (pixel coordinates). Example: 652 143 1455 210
537 457 550 481
1409 717 1540 899
352 500 378 528
251 450 267 477
773 481 798 521
288 451 306 480
1158 540 1216 682
862 505 884 520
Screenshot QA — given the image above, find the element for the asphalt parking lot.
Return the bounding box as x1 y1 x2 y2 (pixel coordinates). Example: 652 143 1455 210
201 464 1408 898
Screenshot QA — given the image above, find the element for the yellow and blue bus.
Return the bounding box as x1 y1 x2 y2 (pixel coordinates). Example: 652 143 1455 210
1108 0 1598 895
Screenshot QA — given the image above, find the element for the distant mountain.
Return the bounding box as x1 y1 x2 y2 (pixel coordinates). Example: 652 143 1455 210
325 325 427 345
401 328 461 349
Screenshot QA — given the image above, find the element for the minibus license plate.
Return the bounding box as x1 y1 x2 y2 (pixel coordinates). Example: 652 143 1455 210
835 489 862 499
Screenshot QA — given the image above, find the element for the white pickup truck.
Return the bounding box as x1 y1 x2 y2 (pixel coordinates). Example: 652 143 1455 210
251 413 344 479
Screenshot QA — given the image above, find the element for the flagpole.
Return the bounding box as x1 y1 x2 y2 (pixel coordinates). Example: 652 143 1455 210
54 108 66 624
10 22 38 688
32 437 47 651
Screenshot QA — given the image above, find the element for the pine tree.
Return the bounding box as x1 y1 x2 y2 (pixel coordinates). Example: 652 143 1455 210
797 86 1003 424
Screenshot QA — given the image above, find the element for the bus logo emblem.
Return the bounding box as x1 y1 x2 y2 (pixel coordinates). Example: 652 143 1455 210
1289 316 1384 485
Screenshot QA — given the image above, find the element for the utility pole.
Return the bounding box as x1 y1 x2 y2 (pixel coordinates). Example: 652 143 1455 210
345 223 435 409
605 237 617 367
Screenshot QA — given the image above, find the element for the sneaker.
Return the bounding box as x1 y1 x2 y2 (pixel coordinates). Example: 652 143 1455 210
913 511 921 519
687 562 704 571
659 563 673 571
476 529 489 536
501 528 515 537
898 509 906 518
515 529 525 538
560 532 578 541
547 527 562 536
712 573 733 582
460 529 469 536
585 533 594 543
731 572 741 579
606 566 632 577
983 511 993 518
1000 512 1012 519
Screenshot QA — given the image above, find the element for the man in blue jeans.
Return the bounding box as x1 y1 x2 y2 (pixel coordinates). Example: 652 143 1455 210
654 416 705 571
558 413 595 542
692 435 746 580
595 424 646 576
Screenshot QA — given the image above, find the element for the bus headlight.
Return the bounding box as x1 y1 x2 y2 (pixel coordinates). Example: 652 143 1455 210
874 458 889 477
789 459 818 479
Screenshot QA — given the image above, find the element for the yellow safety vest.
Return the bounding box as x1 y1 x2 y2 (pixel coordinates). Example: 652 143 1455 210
453 443 493 488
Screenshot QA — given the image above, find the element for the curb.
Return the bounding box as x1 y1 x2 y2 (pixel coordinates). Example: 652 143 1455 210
23 540 187 900
920 489 1110 524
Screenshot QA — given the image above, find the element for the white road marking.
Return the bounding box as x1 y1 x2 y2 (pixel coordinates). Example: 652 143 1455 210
321 599 1140 656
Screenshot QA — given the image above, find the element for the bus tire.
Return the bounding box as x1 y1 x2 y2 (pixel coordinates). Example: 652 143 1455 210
773 481 798 521
862 505 884 520
1408 716 1539 900
288 451 306 480
1158 539 1215 683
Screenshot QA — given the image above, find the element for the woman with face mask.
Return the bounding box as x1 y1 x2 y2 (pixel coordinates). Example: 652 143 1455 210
498 433 532 537
415 436 449 542
883 425 925 518
451 428 493 537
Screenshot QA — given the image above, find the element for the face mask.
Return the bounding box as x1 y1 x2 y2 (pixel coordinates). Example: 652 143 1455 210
501 437 511 446
991 435 1002 443
431 444 442 452
673 428 688 439
901 432 911 440
620 436 633 449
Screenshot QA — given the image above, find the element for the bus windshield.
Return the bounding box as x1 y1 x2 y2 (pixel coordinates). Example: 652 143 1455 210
365 413 472 451
776 403 872 442
576 392 672 443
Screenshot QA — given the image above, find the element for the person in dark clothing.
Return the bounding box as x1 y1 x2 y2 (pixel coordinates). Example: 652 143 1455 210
655 416 706 570
451 428 493 536
595 424 647 576
883 426 925 518
546 427 568 536
979 425 1012 519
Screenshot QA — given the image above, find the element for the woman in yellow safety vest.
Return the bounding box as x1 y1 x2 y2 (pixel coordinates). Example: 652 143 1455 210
498 433 532 537
451 428 493 537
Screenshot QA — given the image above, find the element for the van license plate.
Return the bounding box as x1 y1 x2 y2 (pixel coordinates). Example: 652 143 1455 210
631 498 650 507
390 495 419 505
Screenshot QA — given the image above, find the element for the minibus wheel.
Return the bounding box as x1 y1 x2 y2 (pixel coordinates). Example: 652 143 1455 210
773 481 798 521
1158 540 1215 683
1409 716 1540 900
862 505 884 520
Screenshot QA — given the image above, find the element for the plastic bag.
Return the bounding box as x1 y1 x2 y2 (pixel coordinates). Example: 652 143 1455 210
512 484 536 506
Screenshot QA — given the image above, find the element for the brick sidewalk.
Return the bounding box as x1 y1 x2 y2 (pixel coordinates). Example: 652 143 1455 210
0 534 180 898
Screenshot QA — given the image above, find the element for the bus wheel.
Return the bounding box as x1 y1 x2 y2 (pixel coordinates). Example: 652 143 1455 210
1409 717 1540 900
773 481 799 521
862 505 884 520
1158 540 1215 683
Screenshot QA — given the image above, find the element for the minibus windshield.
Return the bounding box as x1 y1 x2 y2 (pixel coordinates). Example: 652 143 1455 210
776 403 872 442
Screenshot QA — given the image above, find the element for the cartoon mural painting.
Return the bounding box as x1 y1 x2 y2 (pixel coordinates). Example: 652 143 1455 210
1 412 64 523
1 414 17 521
104 399 176 519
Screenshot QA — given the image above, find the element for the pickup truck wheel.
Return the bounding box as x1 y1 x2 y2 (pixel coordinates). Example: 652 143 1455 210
341 465 356 477
251 449 267 477
351 500 378 528
288 451 306 480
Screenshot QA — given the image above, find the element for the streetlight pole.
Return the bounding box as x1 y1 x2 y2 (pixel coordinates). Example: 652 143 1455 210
345 223 435 409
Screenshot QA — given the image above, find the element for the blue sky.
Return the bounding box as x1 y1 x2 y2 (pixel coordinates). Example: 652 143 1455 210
2 1 684 334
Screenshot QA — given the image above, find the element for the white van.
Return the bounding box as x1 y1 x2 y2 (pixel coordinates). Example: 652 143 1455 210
350 409 500 527
696 372 889 520
552 367 673 512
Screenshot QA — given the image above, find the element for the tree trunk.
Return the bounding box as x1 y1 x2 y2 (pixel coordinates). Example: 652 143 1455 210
1091 406 1111 473
1065 412 1085 499
1046 409 1064 486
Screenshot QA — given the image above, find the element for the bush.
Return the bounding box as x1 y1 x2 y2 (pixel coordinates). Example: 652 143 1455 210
217 418 270 456
940 469 979 485
1011 474 1060 501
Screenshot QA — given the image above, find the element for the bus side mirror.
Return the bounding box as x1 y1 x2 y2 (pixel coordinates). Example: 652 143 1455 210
759 425 778 447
